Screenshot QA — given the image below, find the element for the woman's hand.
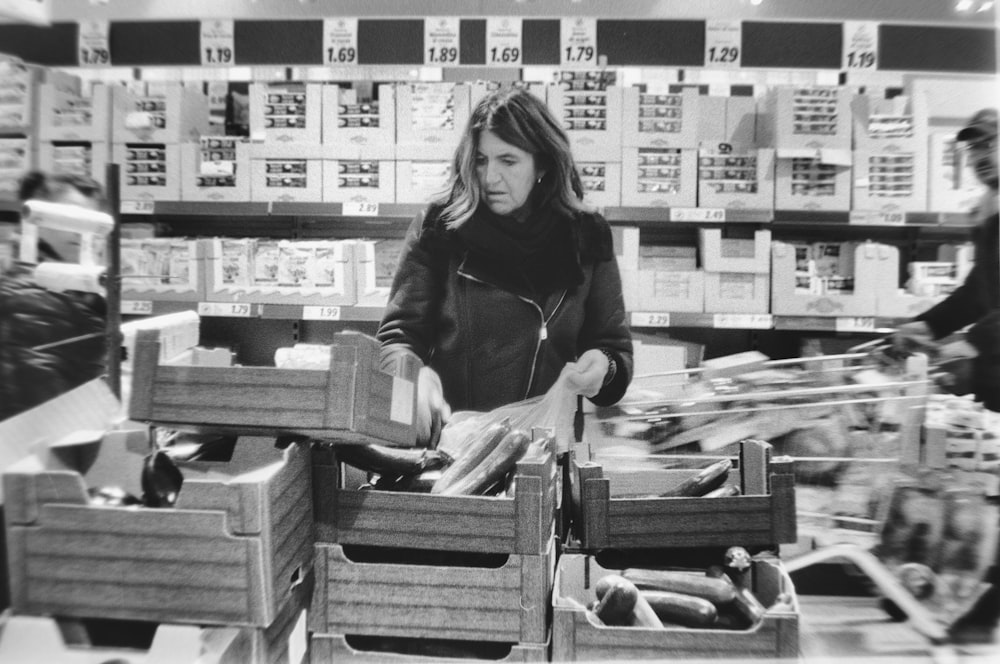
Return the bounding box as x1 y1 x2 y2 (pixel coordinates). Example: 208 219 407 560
562 348 611 398
892 321 937 354
416 365 451 445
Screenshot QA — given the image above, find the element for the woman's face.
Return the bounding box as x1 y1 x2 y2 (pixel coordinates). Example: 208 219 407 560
475 129 543 221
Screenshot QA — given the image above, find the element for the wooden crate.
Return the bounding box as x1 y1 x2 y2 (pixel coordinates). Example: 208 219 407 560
551 554 799 661
312 444 557 555
309 541 553 645
129 328 419 446
309 633 549 663
3 436 313 627
570 439 796 550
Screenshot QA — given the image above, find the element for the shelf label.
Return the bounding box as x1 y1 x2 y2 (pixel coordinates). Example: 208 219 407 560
201 20 235 66
630 312 672 328
843 21 879 71
78 20 111 67
121 300 153 315
198 301 254 318
705 20 741 69
342 200 379 217
302 305 342 321
561 18 597 67
670 207 726 222
849 210 905 226
713 313 773 329
120 200 155 215
486 17 523 66
324 18 359 65
425 17 460 65
836 316 876 332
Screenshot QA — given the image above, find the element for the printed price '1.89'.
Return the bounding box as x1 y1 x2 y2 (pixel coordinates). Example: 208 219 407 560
427 47 458 64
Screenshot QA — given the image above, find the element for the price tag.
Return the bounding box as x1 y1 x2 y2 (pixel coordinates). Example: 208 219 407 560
486 17 522 66
630 312 672 327
302 305 342 321
197 301 254 318
342 200 379 216
843 21 879 71
425 17 460 66
121 300 154 315
669 207 726 222
836 316 876 332
704 20 741 69
560 18 597 67
713 313 773 329
201 20 235 66
120 200 155 215
324 18 359 66
78 20 111 67
849 210 905 226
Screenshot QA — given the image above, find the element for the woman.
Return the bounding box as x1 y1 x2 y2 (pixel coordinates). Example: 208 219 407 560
377 87 633 443
0 170 109 422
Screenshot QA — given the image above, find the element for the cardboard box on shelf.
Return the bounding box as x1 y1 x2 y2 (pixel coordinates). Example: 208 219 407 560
322 158 395 204
703 271 770 313
612 226 640 271
774 152 853 212
851 90 929 153
250 157 323 202
874 243 950 318
621 146 698 208
759 85 853 151
852 146 929 214
622 86 699 149
637 269 705 313
321 83 395 160
549 83 623 160
578 159 622 208
114 142 181 203
111 83 212 144
121 237 204 302
697 147 776 209
248 82 323 147
770 240 887 316
0 137 34 201
353 237 405 308
395 159 452 204
38 82 113 143
927 131 989 214
180 138 251 203
698 94 758 149
36 140 110 186
699 227 771 273
395 82 471 160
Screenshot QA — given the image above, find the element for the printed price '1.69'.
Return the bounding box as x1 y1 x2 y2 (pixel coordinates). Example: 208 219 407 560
327 47 357 64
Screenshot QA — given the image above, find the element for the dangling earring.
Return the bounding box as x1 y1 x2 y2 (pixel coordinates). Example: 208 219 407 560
536 176 543 184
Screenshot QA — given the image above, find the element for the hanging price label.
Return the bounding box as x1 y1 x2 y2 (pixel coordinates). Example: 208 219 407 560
425 17 460 65
120 200 155 215
849 210 905 226
560 18 597 67
324 18 359 65
303 305 343 321
704 20 741 69
201 20 235 66
843 21 879 71
121 300 154 315
630 312 672 328
836 316 877 332
669 207 726 222
78 20 111 67
713 313 773 329
486 17 522 66
198 301 254 318
342 200 379 216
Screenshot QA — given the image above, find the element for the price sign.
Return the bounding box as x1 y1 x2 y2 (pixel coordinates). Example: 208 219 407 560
201 20 235 66
836 316 877 332
630 312 672 328
342 200 379 216
425 17 460 65
303 305 343 321
713 313 773 329
849 210 905 226
561 18 597 67
324 18 359 66
669 207 726 222
198 301 254 318
843 21 879 71
121 300 154 315
120 200 155 215
705 20 741 69
486 17 522 66
78 20 111 67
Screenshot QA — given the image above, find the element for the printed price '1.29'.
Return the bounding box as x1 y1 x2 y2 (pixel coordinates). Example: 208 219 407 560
707 46 739 64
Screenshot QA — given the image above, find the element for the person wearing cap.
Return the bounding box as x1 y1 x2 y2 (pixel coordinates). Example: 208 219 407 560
893 108 999 411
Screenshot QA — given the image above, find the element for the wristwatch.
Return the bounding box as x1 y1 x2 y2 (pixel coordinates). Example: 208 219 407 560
600 349 617 387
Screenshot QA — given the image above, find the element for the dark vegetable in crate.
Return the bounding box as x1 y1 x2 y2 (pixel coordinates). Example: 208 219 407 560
659 458 732 497
622 568 737 605
431 419 511 494
336 444 447 477
438 429 531 496
642 590 718 627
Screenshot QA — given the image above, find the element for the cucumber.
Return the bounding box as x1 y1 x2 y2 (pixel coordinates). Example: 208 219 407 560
623 568 737 605
642 590 718 627
593 577 639 626
431 419 511 494
660 458 733 498
704 484 741 498
336 444 446 477
730 587 767 626
438 429 530 496
629 593 664 628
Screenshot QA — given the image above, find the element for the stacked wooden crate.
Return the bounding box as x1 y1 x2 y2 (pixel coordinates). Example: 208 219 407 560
554 438 800 661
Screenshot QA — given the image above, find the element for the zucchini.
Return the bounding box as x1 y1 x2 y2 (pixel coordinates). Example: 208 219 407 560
594 575 662 628
629 593 664 628
642 590 718 627
659 458 733 497
593 577 639 626
704 484 741 498
336 444 446 477
431 419 511 494
623 568 737 605
730 587 767 626
438 429 530 496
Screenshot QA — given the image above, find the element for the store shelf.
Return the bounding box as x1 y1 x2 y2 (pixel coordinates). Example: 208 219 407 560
122 298 386 322
604 206 774 224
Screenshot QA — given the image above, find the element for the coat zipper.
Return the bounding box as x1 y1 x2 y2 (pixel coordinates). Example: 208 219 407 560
457 268 567 399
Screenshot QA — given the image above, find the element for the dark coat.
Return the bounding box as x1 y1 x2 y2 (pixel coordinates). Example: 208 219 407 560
0 265 106 421
377 206 633 412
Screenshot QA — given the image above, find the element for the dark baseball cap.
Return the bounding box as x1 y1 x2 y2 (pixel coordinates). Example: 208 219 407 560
957 108 997 142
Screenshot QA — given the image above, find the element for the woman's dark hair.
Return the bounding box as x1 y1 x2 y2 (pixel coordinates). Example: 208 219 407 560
18 170 108 210
438 87 589 228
